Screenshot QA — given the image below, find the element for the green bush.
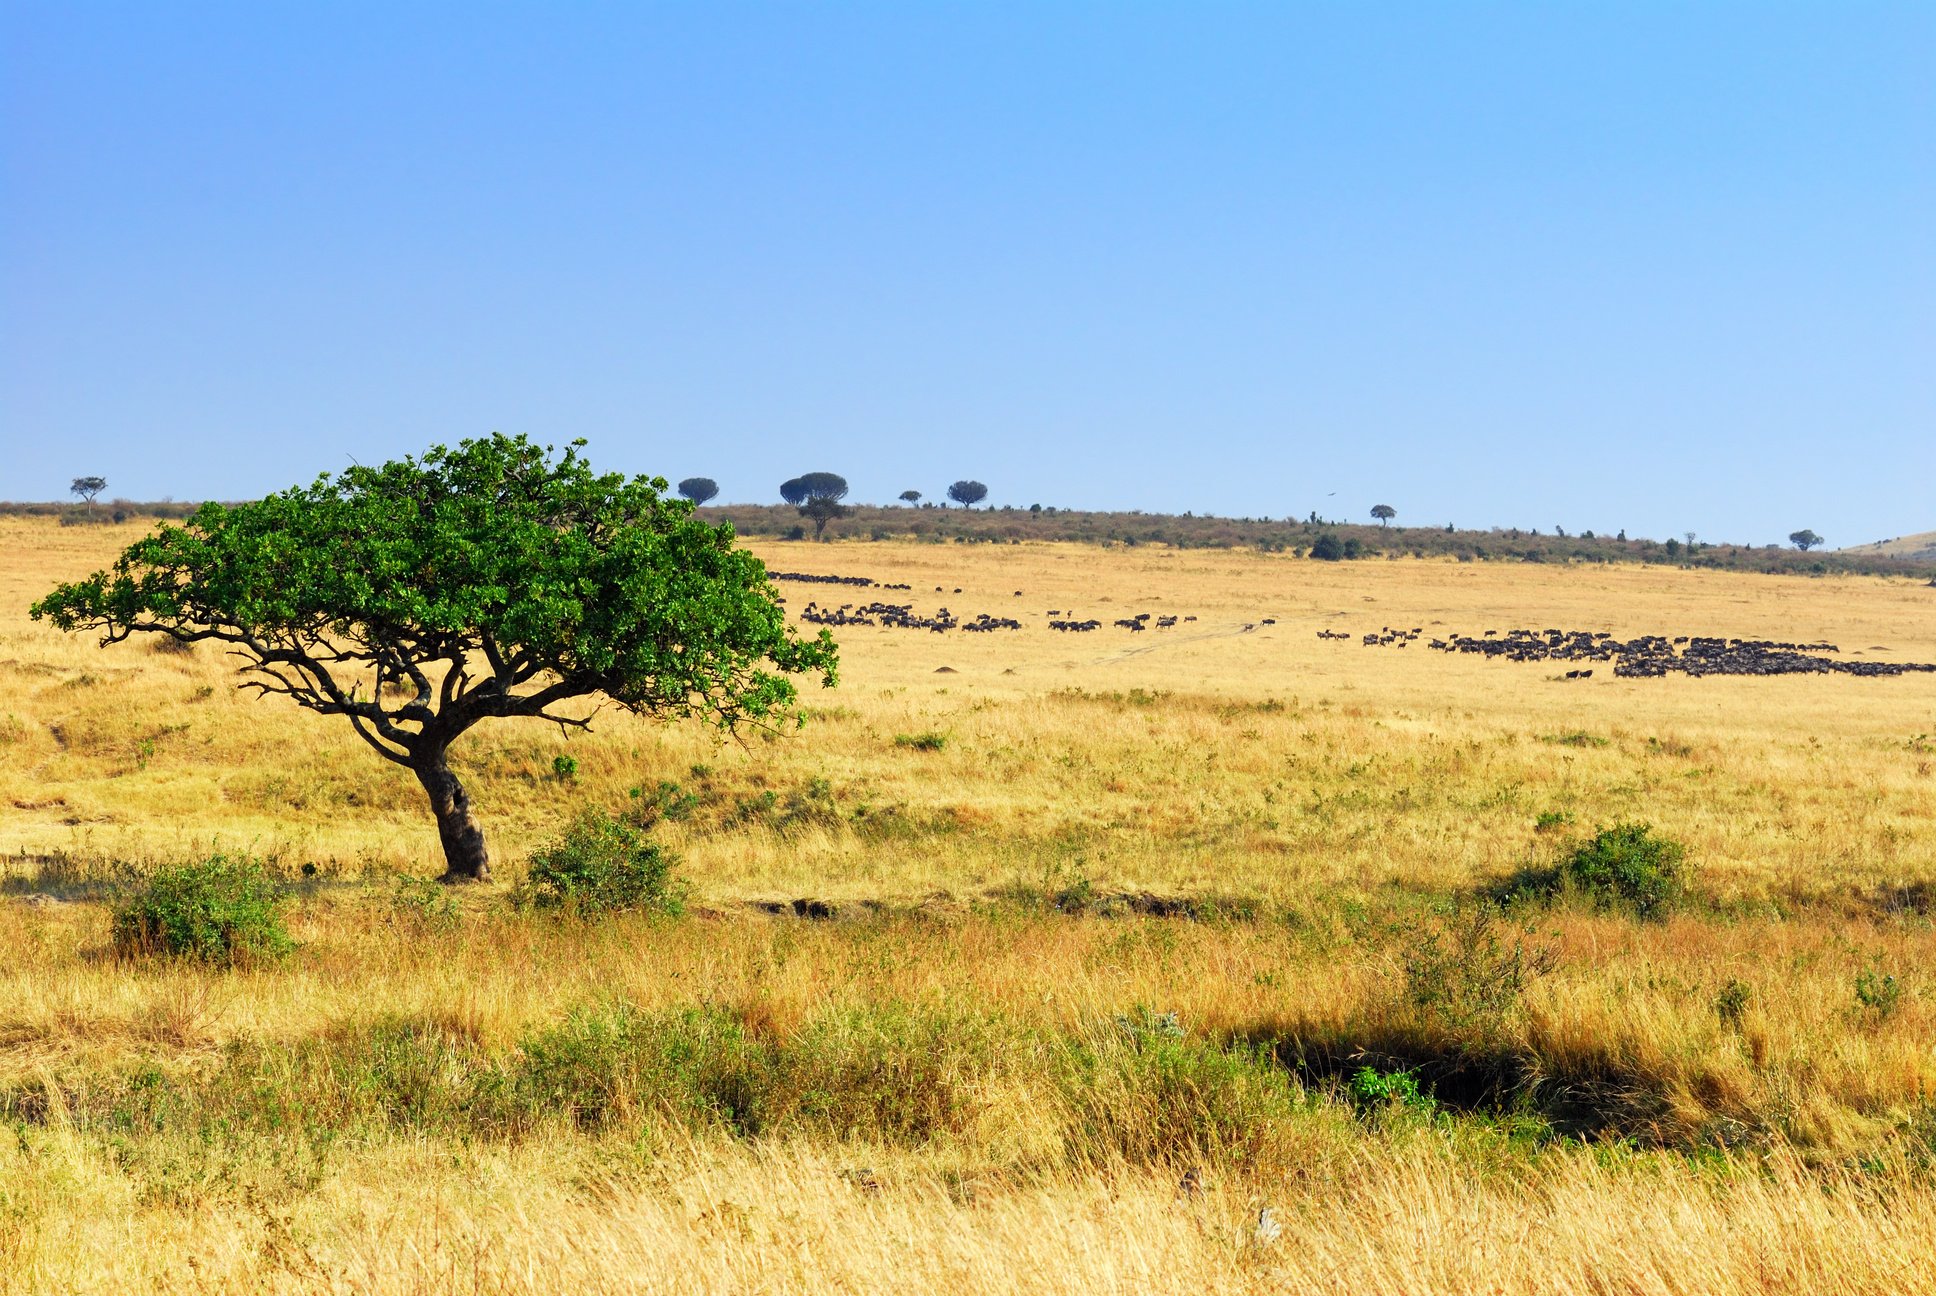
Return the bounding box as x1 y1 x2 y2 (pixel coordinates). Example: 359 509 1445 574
1348 1065 1435 1115
1855 968 1905 1022
893 731 949 751
1401 903 1558 1032
1713 979 1752 1028
1561 822 1688 918
111 855 294 964
524 811 685 916
513 1002 767 1133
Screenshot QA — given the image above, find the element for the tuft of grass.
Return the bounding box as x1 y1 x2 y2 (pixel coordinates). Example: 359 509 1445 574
894 731 949 751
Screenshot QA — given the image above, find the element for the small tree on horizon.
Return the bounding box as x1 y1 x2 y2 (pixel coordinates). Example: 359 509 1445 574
1371 504 1396 527
787 472 851 539
33 435 838 883
677 477 719 506
71 476 108 516
948 480 988 509
898 490 921 506
1789 529 1824 551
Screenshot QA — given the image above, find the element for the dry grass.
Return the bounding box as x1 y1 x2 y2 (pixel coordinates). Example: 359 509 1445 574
5 516 1936 1293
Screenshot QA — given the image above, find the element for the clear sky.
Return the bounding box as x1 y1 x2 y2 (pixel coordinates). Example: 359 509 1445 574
4 3 1931 547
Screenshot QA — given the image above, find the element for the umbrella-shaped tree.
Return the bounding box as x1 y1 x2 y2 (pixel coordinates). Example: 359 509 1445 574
32 434 838 882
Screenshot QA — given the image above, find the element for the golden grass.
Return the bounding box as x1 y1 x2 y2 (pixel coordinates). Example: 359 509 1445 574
5 517 1936 1292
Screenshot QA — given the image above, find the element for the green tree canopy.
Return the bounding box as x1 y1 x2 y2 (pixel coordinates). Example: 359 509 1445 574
1789 529 1824 551
32 434 837 881
782 472 850 538
947 480 988 508
792 472 848 502
677 477 719 506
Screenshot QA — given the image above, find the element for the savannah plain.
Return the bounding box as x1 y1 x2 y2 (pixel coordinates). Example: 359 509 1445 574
5 514 1936 1294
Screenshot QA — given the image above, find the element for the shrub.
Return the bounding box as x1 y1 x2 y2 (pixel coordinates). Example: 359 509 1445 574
628 779 699 826
1309 534 1345 561
513 1002 767 1133
1400 903 1558 1033
524 811 685 916
1855 968 1905 1022
894 731 949 751
1348 1065 1435 1115
391 873 461 931
1714 979 1752 1028
550 753 579 782
1560 822 1688 918
111 855 294 964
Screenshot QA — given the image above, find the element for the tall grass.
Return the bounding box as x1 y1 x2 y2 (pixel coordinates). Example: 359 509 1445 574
5 517 1936 1292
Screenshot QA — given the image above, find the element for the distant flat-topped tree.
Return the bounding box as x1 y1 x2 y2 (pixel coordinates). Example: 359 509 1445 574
783 472 850 539
947 480 988 509
32 434 838 882
676 477 719 506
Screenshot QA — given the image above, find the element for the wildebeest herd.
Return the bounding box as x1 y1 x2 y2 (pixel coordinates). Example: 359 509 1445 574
773 570 1195 637
797 599 1023 633
1341 625 1936 678
766 572 1932 678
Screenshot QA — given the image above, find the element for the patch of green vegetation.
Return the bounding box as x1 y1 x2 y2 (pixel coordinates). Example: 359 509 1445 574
522 811 685 917
1399 903 1559 1032
1855 967 1905 1022
110 855 293 965
1559 823 1689 918
1539 731 1610 748
1491 823 1691 920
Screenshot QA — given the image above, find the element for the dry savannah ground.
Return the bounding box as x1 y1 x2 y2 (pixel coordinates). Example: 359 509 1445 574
5 513 1936 1294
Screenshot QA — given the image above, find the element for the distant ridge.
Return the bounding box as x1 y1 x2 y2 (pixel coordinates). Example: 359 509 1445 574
1842 530 1936 561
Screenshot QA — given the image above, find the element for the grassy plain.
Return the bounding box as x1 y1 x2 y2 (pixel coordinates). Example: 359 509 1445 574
4 515 1936 1293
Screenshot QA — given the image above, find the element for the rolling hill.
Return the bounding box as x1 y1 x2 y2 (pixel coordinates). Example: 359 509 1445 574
1842 530 1936 561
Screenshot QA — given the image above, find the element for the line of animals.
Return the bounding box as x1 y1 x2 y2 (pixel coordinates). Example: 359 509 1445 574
792 597 1221 636
797 601 1022 633
769 571 912 591
775 572 1228 636
1336 626 1936 678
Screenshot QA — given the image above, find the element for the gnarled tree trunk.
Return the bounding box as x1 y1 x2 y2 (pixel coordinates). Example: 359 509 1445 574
415 752 490 883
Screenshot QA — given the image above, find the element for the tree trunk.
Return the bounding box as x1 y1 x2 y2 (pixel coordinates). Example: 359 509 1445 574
415 753 491 883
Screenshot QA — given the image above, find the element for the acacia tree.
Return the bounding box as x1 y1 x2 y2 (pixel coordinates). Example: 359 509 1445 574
898 490 921 506
71 476 108 515
32 435 838 883
947 480 988 509
1370 504 1396 527
1789 529 1823 551
677 477 719 506
785 472 850 539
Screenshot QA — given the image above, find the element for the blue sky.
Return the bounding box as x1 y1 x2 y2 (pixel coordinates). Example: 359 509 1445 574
4 3 1931 547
